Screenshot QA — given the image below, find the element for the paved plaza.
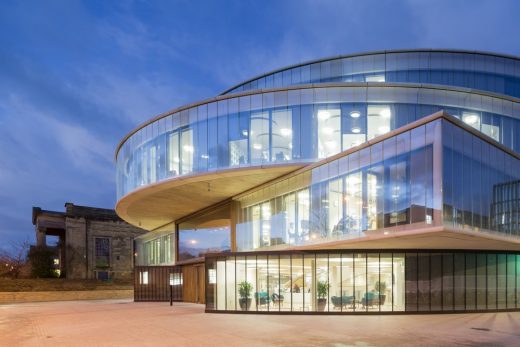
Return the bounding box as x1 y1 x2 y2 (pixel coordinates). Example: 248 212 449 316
1 299 519 346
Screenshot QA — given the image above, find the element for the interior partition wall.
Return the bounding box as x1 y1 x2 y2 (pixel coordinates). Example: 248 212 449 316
205 251 520 314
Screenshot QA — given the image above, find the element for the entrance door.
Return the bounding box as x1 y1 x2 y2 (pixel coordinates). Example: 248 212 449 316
182 264 206 304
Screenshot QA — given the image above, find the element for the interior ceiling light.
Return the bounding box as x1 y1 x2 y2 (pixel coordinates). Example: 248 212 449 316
318 110 331 120
350 111 361 118
253 143 262 150
242 130 249 136
380 108 391 118
280 128 292 137
378 126 390 134
463 114 479 125
351 127 361 134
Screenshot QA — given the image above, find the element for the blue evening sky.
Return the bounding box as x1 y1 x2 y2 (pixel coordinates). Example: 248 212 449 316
1 0 519 249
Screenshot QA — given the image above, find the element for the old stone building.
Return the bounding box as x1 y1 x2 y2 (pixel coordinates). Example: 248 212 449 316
32 203 146 280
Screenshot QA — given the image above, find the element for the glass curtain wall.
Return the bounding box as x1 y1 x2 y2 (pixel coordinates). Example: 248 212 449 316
235 120 442 251
206 251 519 313
178 205 231 261
117 86 520 200
224 51 520 100
135 231 175 266
442 120 520 235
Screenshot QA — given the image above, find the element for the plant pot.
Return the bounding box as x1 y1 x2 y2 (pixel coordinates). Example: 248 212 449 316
239 298 252 311
317 298 327 311
379 294 386 306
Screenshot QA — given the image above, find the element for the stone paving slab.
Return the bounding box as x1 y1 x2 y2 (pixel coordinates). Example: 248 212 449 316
0 299 519 347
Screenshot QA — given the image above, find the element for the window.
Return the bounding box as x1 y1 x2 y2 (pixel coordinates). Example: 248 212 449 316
317 108 341 158
140 271 148 285
367 105 392 140
271 109 292 162
95 237 110 268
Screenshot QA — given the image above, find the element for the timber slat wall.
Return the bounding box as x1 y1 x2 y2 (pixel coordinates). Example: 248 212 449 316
134 266 182 301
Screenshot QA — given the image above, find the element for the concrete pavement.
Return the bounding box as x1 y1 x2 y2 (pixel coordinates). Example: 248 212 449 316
1 299 519 346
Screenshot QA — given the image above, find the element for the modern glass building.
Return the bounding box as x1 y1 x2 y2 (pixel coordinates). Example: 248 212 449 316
116 49 520 313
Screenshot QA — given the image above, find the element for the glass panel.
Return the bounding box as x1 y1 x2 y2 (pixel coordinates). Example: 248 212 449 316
430 253 442 311
168 132 180 176
178 205 231 261
476 253 487 310
303 254 314 311
465 253 476 311
280 255 291 311
316 254 329 312
454 253 465 310
181 128 193 174
367 254 380 311
405 253 417 311
317 106 341 158
442 253 454 311
367 105 391 140
216 259 226 310
497 254 507 309
328 254 342 311
236 256 247 311
418 253 430 311
272 109 292 162
355 253 367 312
226 257 236 310
250 111 270 164
256 255 268 311
247 256 257 311
291 254 304 312
268 255 280 311
341 253 355 311
487 253 497 310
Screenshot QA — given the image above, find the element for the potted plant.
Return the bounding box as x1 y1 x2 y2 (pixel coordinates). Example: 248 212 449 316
238 281 253 311
375 281 387 306
317 281 329 311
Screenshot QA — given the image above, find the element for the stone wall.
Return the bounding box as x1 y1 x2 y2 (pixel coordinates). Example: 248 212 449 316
0 290 134 304
65 217 146 280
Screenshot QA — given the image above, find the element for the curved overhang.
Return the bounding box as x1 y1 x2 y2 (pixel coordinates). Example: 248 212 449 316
219 48 520 95
115 163 306 230
114 82 520 161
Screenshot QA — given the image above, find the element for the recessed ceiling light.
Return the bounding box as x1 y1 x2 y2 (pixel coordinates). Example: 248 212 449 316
253 143 262 150
350 111 361 118
280 128 292 137
463 114 479 125
351 127 361 133
318 110 330 120
380 108 391 118
242 130 249 136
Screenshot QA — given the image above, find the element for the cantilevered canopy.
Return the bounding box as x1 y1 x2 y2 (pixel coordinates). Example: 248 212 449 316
116 164 304 230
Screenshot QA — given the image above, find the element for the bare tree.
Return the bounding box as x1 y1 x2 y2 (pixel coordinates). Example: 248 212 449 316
0 238 30 279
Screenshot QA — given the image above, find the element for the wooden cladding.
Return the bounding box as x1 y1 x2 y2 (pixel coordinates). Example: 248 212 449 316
134 266 183 302
182 264 206 304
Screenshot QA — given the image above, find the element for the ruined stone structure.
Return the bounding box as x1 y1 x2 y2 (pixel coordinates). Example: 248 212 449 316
32 203 146 280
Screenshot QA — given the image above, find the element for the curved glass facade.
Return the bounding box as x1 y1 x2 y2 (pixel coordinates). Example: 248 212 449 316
116 85 520 200
223 50 520 99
